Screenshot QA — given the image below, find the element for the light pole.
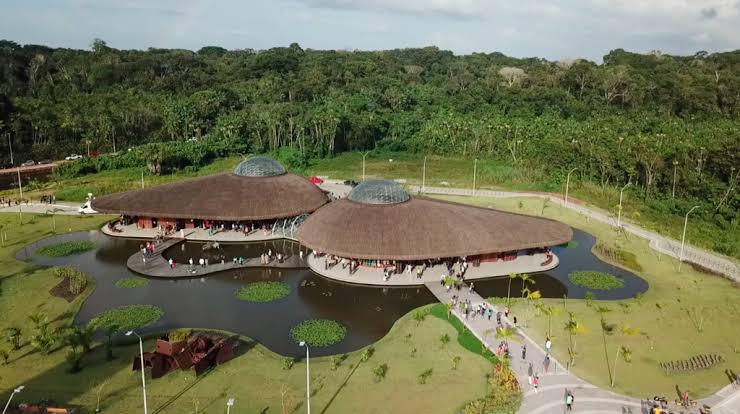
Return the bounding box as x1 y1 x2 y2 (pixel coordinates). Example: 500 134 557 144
672 160 679 199
226 398 235 414
126 330 148 414
7 133 13 166
421 156 427 194
564 168 578 205
472 159 478 196
2 385 24 414
617 181 631 228
361 151 370 182
299 341 311 414
17 168 23 222
678 205 700 272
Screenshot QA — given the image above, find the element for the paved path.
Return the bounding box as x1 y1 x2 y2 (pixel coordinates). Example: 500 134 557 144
102 223 290 242
126 236 307 278
0 202 81 215
424 281 740 414
306 252 558 286
408 185 740 281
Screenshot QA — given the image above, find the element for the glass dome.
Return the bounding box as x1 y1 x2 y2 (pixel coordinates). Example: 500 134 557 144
347 180 410 205
233 156 286 177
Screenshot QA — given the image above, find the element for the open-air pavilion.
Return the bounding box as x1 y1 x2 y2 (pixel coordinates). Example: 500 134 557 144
92 156 329 241
297 180 573 286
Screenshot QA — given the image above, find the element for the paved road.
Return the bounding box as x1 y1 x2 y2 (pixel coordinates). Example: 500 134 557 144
0 202 81 215
424 281 740 414
408 185 740 281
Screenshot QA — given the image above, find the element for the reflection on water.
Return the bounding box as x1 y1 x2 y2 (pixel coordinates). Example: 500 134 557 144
17 227 647 356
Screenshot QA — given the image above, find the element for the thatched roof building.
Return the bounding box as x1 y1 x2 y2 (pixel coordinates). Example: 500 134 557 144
297 180 572 260
92 157 328 221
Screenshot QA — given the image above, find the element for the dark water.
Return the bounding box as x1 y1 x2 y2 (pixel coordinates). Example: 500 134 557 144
17 227 647 357
162 239 303 264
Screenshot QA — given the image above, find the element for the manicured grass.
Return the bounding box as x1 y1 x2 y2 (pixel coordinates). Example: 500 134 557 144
88 305 164 332
234 281 290 302
569 271 625 290
35 240 95 257
428 304 499 364
438 194 740 398
114 277 150 289
290 319 347 347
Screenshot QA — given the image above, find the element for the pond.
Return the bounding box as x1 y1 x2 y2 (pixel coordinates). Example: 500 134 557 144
17 227 647 357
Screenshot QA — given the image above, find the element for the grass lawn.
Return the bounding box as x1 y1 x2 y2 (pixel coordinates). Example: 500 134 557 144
435 195 740 399
0 212 498 414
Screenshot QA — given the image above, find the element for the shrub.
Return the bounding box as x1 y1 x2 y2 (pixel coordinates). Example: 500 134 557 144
360 346 375 362
372 363 389 382
115 277 150 289
417 368 433 384
37 241 95 257
569 271 625 290
452 356 461 370
235 281 291 302
282 357 295 370
54 266 88 295
168 329 192 342
290 319 347 347
88 305 164 332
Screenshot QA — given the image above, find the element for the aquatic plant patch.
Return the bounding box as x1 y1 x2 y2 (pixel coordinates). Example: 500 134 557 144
290 319 347 347
115 277 150 289
88 305 164 332
36 241 95 257
569 271 624 290
235 281 291 302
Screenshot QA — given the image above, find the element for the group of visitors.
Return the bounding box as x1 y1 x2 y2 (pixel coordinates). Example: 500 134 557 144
140 241 161 263
0 197 26 207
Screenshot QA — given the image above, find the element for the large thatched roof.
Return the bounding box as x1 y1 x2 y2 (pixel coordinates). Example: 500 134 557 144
91 157 328 221
297 180 572 260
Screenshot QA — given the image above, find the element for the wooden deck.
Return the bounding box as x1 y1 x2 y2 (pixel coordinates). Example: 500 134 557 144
126 237 307 278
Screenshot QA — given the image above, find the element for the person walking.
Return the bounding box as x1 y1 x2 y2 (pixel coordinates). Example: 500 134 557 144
533 374 539 393
487 308 493 321
545 337 552 354
521 344 527 360
527 363 533 385
565 391 574 411
682 390 689 408
544 354 551 373
468 282 474 293
504 306 509 318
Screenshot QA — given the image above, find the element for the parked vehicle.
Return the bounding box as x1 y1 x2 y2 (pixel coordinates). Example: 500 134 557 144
65 154 83 160
38 159 52 164
21 160 35 167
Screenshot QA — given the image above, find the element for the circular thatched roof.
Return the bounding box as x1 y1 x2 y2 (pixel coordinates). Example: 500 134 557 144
92 161 328 221
298 188 573 260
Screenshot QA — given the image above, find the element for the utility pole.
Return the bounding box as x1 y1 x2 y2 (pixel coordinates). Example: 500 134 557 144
17 169 23 222
141 169 145 189
565 168 578 205
672 160 679 199
361 151 370 182
617 182 631 228
472 159 478 196
678 205 700 272
7 133 13 165
421 156 427 194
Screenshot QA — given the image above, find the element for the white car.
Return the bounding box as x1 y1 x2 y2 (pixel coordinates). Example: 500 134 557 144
65 154 83 160
78 201 97 214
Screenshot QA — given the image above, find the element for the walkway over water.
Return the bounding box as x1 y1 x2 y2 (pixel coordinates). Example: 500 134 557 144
126 236 306 278
307 252 558 287
423 281 740 414
103 223 290 242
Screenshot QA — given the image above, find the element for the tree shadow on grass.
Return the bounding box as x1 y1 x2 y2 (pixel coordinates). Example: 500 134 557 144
319 360 363 414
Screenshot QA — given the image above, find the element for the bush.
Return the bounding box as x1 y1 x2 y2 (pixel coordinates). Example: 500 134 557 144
53 266 88 295
115 277 150 289
37 241 95 257
290 319 347 347
417 368 433 384
168 329 192 342
361 346 375 362
234 281 291 302
569 271 625 290
88 305 164 332
372 363 389 382
282 357 295 370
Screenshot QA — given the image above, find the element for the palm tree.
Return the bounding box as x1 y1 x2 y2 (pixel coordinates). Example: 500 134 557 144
595 305 614 385
496 326 518 345
519 273 535 299
564 312 586 369
103 324 118 360
45 208 66 232
523 289 541 327
542 305 562 338
64 326 94 372
4 327 22 350
506 272 517 307
611 323 639 387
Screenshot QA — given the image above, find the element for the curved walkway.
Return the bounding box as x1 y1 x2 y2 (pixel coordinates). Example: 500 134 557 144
424 282 740 414
126 236 306 278
406 184 740 281
306 252 559 286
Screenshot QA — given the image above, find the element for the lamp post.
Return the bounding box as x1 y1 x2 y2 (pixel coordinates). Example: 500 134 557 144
678 205 700 272
299 341 311 414
7 133 13 166
2 385 24 414
361 151 370 182
672 160 679 199
126 330 148 414
17 168 23 222
564 168 578 205
226 398 235 414
421 156 427 194
617 182 631 228
472 159 478 196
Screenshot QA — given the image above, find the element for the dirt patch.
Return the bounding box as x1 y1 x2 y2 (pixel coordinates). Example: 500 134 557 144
49 277 83 302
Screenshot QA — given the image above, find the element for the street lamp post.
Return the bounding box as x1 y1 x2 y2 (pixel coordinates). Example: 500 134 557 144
617 182 631 228
472 159 478 196
361 151 370 182
672 160 679 199
126 330 148 414
564 168 578 205
2 385 24 414
421 156 427 194
7 133 13 166
299 341 311 414
678 205 700 272
226 398 235 414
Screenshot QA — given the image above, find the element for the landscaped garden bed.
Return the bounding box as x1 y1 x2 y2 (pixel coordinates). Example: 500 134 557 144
235 281 291 302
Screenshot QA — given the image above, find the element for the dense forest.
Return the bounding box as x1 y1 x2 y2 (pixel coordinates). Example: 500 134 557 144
0 39 738 255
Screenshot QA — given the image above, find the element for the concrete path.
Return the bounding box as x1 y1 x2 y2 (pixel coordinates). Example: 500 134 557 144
0 202 81 215
306 251 558 286
102 223 289 242
424 281 740 414
126 236 307 278
407 184 740 281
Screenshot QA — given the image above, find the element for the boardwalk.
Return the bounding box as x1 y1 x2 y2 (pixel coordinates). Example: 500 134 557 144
126 237 306 278
423 282 740 414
